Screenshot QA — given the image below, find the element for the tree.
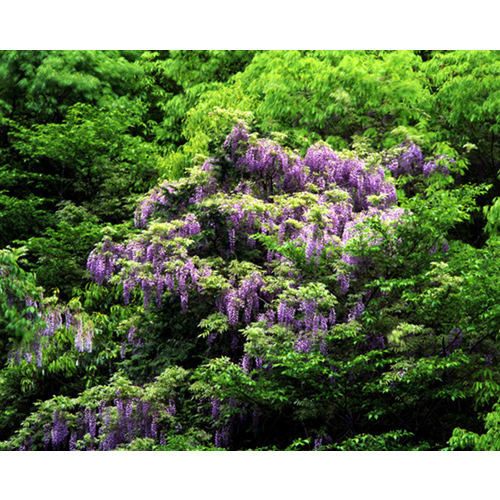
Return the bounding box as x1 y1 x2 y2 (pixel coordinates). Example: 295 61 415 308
4 51 500 451
4 123 497 450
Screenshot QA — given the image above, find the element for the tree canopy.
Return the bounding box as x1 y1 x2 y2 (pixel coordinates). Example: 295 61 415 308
1 50 500 451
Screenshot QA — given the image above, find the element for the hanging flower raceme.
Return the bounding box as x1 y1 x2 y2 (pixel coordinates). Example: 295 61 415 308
224 122 250 162
389 141 451 179
135 187 168 228
235 137 290 182
11 299 95 368
87 237 124 286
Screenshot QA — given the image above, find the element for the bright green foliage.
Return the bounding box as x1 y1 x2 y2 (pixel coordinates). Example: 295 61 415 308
180 50 433 159
132 51 256 179
422 51 500 171
236 50 429 150
178 50 500 243
448 401 500 451
138 50 256 148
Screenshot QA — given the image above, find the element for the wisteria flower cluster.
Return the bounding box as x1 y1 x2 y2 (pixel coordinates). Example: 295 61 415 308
388 141 451 178
14 372 184 451
10 123 460 451
87 124 403 328
10 297 95 367
83 124 455 449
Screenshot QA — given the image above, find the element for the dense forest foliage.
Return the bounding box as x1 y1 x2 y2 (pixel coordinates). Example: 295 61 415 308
2 50 500 451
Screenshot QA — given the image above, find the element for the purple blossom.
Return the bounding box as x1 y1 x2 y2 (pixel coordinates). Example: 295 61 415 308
44 425 51 450
390 142 450 179
211 399 221 421
278 301 295 327
214 427 230 449
295 336 312 354
241 353 252 373
224 122 250 161
367 333 385 350
51 411 69 448
328 308 336 327
314 437 323 450
338 274 350 295
151 414 158 439
69 431 77 451
348 300 365 323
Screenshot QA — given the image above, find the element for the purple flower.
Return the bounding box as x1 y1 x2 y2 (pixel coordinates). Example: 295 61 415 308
214 426 230 449
224 122 250 161
69 431 77 451
348 300 365 323
294 336 312 354
44 425 51 450
51 411 69 449
314 437 323 450
151 414 158 439
338 274 350 295
241 353 252 373
211 399 220 421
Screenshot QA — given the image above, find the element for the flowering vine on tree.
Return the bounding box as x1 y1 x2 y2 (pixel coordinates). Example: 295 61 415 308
11 124 458 451
87 123 407 325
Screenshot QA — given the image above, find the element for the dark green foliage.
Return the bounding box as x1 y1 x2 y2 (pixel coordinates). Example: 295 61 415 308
20 203 104 297
8 102 157 219
0 50 143 125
